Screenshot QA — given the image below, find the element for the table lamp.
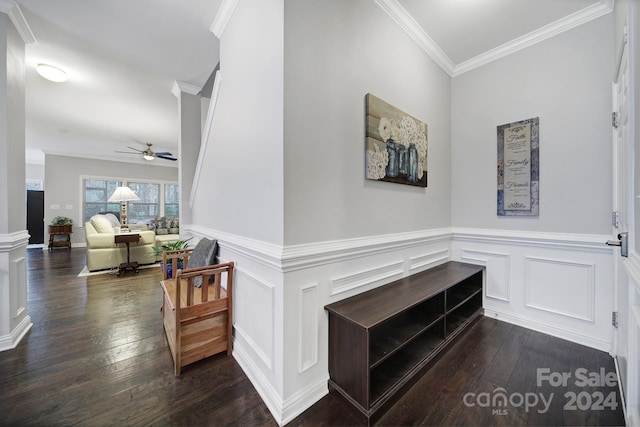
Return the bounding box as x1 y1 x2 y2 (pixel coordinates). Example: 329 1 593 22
108 186 140 230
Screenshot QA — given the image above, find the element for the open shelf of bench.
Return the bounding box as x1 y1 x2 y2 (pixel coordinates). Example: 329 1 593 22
325 261 484 423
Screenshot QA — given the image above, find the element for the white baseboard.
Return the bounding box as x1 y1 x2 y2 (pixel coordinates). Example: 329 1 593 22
234 338 329 426
233 341 285 425
281 375 329 425
0 315 32 352
484 308 610 352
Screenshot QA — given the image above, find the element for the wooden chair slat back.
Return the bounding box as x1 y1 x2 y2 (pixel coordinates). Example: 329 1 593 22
173 263 234 310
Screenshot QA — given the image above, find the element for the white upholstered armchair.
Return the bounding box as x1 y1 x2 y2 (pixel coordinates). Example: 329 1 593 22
84 214 156 271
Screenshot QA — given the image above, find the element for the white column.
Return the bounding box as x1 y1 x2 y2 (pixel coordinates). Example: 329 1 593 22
0 3 33 351
172 81 202 228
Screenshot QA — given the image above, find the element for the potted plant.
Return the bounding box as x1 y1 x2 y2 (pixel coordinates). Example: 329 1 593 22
49 216 73 233
154 238 192 278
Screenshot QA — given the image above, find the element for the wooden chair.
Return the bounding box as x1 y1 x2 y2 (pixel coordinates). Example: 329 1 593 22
160 247 234 375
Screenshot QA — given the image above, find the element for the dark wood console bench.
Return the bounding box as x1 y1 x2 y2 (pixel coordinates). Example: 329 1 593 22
324 261 484 423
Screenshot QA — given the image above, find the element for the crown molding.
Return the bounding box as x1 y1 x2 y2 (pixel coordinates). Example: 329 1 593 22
0 2 36 44
9 4 36 44
373 0 455 76
171 80 201 97
374 0 614 78
453 0 614 76
210 0 240 38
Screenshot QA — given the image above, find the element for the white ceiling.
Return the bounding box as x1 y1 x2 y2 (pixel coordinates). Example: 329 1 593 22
18 0 222 166
14 0 608 166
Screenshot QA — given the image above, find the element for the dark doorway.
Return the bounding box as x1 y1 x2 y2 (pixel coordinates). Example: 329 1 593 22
27 190 44 244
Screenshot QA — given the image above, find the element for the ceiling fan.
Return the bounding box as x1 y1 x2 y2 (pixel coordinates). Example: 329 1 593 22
116 143 177 161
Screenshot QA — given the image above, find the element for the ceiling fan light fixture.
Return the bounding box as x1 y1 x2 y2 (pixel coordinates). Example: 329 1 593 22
143 154 154 161
36 63 67 83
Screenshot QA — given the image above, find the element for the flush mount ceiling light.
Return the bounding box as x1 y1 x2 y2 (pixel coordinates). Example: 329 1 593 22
36 64 67 83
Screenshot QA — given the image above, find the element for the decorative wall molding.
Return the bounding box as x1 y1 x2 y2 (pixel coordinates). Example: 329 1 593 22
0 0 34 48
210 0 240 38
330 260 404 296
187 224 283 270
0 231 30 251
11 256 26 319
374 0 614 77
453 227 612 354
453 227 611 252
171 80 201 97
234 267 275 370
461 249 511 302
409 249 449 273
372 0 455 75
524 256 595 322
186 224 616 423
282 228 452 272
454 0 613 76
186 224 451 274
8 4 35 44
298 283 319 373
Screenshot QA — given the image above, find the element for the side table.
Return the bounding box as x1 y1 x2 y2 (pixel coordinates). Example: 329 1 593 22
48 225 72 250
114 233 140 276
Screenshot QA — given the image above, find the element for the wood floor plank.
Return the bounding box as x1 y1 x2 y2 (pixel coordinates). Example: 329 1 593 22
0 248 627 426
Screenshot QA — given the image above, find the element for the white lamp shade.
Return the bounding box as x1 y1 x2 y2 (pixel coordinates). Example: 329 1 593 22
108 186 140 202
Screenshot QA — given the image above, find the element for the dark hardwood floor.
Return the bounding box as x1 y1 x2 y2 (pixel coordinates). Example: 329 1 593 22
0 248 277 426
0 248 626 426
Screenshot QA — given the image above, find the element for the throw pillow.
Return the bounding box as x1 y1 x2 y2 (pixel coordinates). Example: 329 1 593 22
156 217 167 229
90 215 114 234
187 238 218 288
104 213 121 228
156 228 168 235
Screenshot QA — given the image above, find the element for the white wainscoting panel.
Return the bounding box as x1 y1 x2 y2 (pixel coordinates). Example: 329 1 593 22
0 231 32 352
298 282 319 373
185 224 452 424
452 228 613 352
233 267 275 370
10 257 26 319
186 225 616 424
330 260 404 296
461 249 510 302
409 249 449 272
524 256 595 322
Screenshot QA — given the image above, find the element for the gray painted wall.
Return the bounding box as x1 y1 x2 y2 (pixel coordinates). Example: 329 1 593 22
451 15 614 234
26 163 44 184
44 154 178 245
283 0 451 245
192 0 285 245
0 15 25 234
